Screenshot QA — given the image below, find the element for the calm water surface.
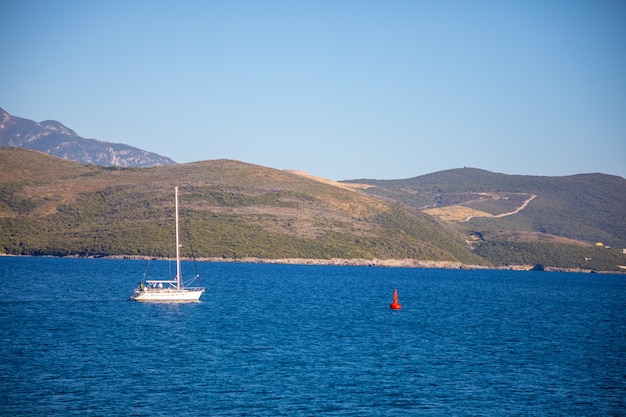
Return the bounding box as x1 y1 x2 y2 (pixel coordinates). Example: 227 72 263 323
0 257 624 416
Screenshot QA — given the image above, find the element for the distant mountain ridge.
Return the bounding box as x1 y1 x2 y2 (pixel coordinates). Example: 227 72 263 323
1 108 625 271
0 108 175 167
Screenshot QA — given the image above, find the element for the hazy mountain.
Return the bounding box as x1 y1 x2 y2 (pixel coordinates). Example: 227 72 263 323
0 108 175 167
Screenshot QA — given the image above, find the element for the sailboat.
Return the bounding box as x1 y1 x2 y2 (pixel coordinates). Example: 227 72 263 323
130 186 205 302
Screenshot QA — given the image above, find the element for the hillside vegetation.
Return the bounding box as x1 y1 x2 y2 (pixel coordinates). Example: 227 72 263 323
0 148 483 265
345 168 626 270
2 150 625 271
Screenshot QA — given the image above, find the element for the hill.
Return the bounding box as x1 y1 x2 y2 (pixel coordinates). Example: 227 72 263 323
344 168 626 270
0 148 485 266
0 108 175 167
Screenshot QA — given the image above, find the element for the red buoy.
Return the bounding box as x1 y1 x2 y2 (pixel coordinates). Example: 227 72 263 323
390 289 402 310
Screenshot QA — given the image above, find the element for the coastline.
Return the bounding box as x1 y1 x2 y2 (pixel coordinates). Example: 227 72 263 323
38 254 626 273
2 253 622 273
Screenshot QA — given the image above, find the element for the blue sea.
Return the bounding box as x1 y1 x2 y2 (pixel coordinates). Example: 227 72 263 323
1 257 625 416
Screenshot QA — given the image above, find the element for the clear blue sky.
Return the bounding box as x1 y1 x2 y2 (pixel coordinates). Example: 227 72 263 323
2 0 625 180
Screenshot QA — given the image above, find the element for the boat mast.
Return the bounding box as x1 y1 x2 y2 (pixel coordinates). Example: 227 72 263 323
175 186 181 290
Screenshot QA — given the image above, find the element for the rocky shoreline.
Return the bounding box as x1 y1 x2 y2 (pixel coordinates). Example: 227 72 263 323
103 255 622 274
2 253 621 273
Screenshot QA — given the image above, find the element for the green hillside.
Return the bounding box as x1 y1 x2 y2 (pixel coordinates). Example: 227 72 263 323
345 168 626 270
0 148 484 265
2 150 624 271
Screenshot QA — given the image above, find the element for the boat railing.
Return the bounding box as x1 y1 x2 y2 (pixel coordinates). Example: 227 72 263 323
145 280 178 288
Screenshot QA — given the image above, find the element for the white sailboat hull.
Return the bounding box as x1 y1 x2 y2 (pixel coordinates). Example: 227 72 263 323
130 287 205 302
